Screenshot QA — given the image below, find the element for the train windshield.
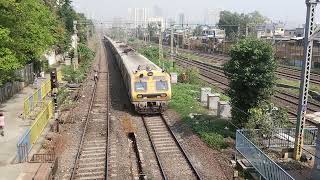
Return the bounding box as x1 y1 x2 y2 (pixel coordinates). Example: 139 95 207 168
156 81 168 91
135 82 147 91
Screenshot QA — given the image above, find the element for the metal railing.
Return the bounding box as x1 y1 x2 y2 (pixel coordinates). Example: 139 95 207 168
236 129 295 180
17 100 54 162
240 128 317 149
23 79 51 117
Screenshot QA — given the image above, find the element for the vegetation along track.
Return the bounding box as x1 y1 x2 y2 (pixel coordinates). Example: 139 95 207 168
70 43 110 180
142 115 202 180
174 56 320 124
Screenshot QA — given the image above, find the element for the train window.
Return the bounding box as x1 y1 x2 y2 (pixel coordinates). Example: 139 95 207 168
156 81 168 91
135 82 147 91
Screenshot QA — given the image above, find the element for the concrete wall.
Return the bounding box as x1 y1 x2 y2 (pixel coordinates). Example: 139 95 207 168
0 64 34 103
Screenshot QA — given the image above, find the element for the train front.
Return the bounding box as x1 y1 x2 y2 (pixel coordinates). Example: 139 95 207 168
131 69 172 114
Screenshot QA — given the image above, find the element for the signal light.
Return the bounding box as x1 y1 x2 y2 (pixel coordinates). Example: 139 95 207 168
137 94 143 98
50 70 58 89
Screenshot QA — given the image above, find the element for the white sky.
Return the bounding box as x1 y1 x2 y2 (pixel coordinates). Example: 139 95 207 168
72 0 307 27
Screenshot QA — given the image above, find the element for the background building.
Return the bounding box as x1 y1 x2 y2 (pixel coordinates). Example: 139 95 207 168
128 8 150 28
178 13 185 27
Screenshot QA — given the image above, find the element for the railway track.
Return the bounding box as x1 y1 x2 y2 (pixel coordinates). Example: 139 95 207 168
174 56 320 124
142 115 202 180
173 47 320 85
70 44 110 180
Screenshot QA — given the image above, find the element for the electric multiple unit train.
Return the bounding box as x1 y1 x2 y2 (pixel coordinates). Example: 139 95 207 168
104 36 172 114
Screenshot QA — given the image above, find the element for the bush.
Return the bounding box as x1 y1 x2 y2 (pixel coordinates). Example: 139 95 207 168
200 132 228 149
62 44 95 83
178 67 200 84
224 38 277 127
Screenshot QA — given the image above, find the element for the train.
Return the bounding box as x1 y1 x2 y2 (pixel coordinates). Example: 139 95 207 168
104 36 172 114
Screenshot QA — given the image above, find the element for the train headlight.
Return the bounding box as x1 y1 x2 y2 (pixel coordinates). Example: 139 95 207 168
147 72 153 76
160 93 167 97
137 94 143 98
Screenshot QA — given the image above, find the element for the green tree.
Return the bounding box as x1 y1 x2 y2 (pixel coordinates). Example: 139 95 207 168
223 38 277 127
246 102 289 132
0 0 60 63
193 25 203 36
218 10 267 40
0 27 21 85
147 23 158 39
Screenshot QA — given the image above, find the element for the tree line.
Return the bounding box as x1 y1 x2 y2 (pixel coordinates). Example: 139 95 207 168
0 0 92 86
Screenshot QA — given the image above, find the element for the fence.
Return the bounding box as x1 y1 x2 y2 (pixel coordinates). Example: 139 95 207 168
23 69 63 117
0 63 34 104
23 79 51 117
240 128 317 149
17 100 54 162
236 130 295 180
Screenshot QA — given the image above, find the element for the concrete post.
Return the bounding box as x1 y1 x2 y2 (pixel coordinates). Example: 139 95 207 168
170 73 178 84
207 93 220 110
65 57 71 66
200 88 211 104
218 101 231 119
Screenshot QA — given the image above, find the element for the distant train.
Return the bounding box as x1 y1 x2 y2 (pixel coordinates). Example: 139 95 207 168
104 36 172 114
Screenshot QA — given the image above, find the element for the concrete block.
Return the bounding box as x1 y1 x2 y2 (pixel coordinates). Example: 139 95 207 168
207 93 220 110
200 87 211 104
170 73 178 84
65 57 71 66
218 101 231 119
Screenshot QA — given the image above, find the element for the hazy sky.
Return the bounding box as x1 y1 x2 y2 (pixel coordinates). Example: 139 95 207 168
72 0 306 27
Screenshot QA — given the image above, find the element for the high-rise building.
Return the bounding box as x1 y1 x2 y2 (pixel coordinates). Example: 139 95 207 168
178 13 185 27
128 8 150 28
204 8 222 26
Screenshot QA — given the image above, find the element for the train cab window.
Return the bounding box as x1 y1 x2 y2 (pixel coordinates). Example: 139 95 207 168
156 81 168 91
135 82 147 91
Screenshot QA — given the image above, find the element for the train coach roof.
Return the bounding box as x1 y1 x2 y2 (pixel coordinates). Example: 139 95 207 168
108 37 162 73
122 54 161 73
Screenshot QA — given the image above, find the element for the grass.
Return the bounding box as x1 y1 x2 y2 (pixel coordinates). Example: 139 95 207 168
169 83 207 117
185 115 235 150
169 83 234 150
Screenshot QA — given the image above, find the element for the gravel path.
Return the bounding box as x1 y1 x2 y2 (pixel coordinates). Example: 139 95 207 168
54 36 101 180
165 109 234 180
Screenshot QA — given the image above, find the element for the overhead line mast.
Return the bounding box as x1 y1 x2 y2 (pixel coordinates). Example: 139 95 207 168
294 0 320 160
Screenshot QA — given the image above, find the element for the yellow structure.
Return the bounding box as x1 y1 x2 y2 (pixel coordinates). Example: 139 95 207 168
29 100 53 145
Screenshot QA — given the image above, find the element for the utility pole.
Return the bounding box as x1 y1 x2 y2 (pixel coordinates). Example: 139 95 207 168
72 21 79 70
294 0 320 163
176 32 179 54
158 22 163 62
171 25 174 55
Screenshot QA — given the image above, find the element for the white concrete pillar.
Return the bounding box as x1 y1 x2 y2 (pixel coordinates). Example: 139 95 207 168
207 93 220 110
200 88 211 104
218 101 231 119
170 73 178 84
65 57 71 66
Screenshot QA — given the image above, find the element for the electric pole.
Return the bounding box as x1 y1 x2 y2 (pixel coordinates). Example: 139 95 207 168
158 22 163 62
171 25 174 55
294 0 320 163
